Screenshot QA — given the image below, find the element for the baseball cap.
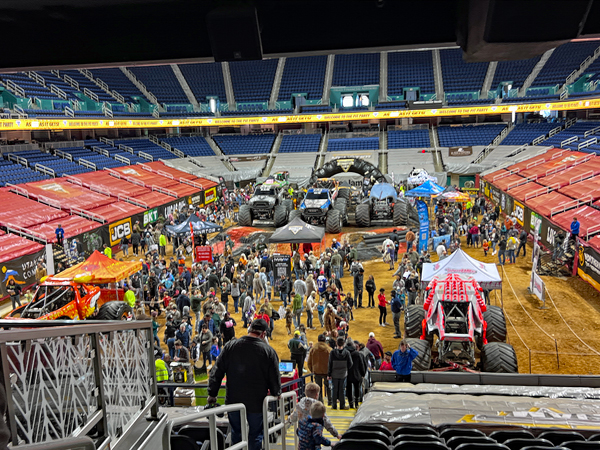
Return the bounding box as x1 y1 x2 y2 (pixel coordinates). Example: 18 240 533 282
294 330 301 336
249 319 269 333
369 332 375 338
385 351 392 356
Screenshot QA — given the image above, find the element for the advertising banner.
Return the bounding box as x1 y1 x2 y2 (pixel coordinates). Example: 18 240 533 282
416 200 429 253
143 208 159 227
530 211 543 237
531 270 545 302
448 146 473 157
0 248 46 298
108 217 132 247
204 187 217 205
194 246 213 263
272 253 292 279
578 243 600 292
513 200 525 226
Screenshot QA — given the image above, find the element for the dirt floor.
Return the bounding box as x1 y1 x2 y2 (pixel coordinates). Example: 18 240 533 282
134 221 600 375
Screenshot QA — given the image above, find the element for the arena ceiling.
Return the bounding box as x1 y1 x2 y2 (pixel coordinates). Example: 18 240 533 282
1 0 600 70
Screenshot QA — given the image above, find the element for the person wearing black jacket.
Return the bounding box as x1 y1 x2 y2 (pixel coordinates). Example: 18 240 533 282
278 275 290 307
365 275 376 308
207 271 220 292
346 338 367 409
220 312 237 344
517 229 528 257
327 336 353 410
208 319 280 450
352 267 364 308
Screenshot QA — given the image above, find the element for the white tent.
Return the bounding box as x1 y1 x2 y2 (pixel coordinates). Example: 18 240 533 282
421 249 502 290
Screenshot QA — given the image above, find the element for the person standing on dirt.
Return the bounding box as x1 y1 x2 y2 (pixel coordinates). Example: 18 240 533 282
390 290 405 339
507 234 518 264
405 228 416 253
405 271 419 305
352 267 364 308
308 334 332 404
391 340 418 383
378 288 389 326
517 228 528 257
365 275 376 308
497 235 507 265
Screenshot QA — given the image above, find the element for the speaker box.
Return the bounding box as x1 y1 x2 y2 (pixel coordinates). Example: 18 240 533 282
207 6 263 62
458 0 594 61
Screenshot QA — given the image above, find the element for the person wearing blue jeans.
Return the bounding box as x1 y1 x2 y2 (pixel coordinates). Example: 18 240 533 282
208 319 281 450
497 236 507 266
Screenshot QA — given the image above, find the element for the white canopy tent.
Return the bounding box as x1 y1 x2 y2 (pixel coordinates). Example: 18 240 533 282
421 249 502 290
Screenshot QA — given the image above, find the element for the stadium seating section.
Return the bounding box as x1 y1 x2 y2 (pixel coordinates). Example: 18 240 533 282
388 50 435 96
113 139 177 160
0 159 49 186
332 53 380 86
229 59 278 103
178 62 227 103
278 134 322 153
388 129 431 148
212 134 275 155
542 121 600 152
160 136 215 157
89 68 148 103
501 122 558 145
437 123 506 147
532 41 600 87
129 66 188 104
5 150 93 177
278 55 328 101
328 137 379 151
491 56 541 91
440 48 488 93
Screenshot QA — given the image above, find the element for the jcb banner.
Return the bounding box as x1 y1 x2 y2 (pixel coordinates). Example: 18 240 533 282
513 200 525 226
109 218 132 247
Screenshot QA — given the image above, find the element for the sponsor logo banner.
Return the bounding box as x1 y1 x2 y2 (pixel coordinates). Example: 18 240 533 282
204 187 217 204
449 146 473 156
143 208 158 227
109 218 132 247
578 244 600 292
1 249 46 298
513 200 525 226
416 200 429 253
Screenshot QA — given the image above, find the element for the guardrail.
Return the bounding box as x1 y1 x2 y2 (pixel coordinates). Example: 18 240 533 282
34 163 56 178
15 436 96 450
114 154 131 164
549 197 591 217
139 151 153 161
262 392 298 450
584 125 600 137
578 137 597 150
49 84 67 100
78 158 97 171
118 194 149 209
4 224 47 244
152 185 177 197
92 146 109 157
0 320 159 449
167 404 249 450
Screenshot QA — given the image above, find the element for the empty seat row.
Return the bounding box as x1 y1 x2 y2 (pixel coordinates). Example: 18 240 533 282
278 134 322 153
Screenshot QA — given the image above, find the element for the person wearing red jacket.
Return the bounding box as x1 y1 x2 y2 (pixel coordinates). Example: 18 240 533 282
379 351 394 370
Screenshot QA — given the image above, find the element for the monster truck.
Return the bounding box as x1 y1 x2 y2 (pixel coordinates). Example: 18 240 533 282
403 273 518 373
289 186 347 234
355 182 418 227
238 176 293 227
6 278 132 321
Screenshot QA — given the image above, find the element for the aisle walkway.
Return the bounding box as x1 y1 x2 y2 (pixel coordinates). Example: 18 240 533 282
281 405 356 448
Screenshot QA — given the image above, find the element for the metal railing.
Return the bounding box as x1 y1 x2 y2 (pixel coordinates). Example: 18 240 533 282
167 404 249 450
262 392 298 450
0 320 159 449
49 84 67 100
27 71 46 86
139 151 154 161
63 74 79 90
15 436 96 450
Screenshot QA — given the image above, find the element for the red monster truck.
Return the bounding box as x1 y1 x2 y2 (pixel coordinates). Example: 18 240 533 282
6 278 132 321
403 273 518 373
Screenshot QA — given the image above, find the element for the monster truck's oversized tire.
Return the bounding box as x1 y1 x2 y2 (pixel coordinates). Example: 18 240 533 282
404 338 431 372
404 305 425 338
338 188 350 201
481 342 518 373
289 209 303 223
407 203 420 227
274 205 288 228
334 198 348 225
238 205 253 227
483 305 508 343
325 209 342 234
393 200 408 226
96 301 133 321
282 199 293 212
355 203 371 227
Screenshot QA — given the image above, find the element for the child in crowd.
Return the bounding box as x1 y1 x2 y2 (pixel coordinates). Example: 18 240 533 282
210 337 220 362
285 306 293 335
298 402 332 450
379 351 394 370
290 383 341 440
266 281 272 301
482 239 489 257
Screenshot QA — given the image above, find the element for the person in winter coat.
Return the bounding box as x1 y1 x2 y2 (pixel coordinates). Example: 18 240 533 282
297 402 331 450
379 351 394 370
220 312 237 344
390 290 405 339
306 293 316 330
307 334 332 404
346 338 367 409
199 323 213 368
352 268 364 308
305 274 317 300
391 340 418 382
252 273 264 301
365 275 376 308
292 291 303 329
327 336 353 410
288 330 308 373
277 275 290 308
367 332 384 369
324 304 340 333
289 382 339 439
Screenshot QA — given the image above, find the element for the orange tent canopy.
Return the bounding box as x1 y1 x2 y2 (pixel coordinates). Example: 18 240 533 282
50 250 142 284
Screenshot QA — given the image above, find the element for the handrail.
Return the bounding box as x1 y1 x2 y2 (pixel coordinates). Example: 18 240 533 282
578 137 597 150
92 145 109 157
157 169 174 179
70 206 106 223
560 136 578 147
34 163 56 178
549 125 562 137
5 224 48 244
126 176 146 187
263 391 298 450
168 403 249 450
506 177 531 191
118 194 148 209
106 168 121 178
49 84 68 100
549 198 585 217
114 153 131 164
138 163 154 172
179 178 203 190
569 170 594 185
587 223 600 240
584 125 600 137
89 183 112 197
13 436 96 450
139 151 154 161
78 158 97 171
152 185 177 197
65 175 83 187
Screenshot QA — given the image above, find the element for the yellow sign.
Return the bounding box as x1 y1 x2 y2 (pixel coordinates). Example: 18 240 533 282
109 218 132 247
3 97 600 130
204 187 217 204
513 200 525 226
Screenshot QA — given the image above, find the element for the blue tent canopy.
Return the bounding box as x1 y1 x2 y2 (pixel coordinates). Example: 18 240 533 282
406 180 445 197
165 214 223 236
369 183 398 200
